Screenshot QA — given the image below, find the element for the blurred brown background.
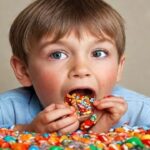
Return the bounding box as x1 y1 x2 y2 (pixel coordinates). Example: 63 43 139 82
0 0 150 96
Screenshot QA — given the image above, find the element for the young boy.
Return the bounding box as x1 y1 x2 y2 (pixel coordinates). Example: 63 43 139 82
0 0 150 134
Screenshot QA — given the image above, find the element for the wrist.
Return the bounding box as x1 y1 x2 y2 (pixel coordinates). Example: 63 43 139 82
91 119 114 133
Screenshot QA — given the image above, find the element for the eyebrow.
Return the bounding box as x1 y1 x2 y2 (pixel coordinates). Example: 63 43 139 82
94 38 114 45
38 41 55 51
38 36 114 51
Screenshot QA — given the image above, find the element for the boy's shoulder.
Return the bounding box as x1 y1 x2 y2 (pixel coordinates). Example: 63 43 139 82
0 87 37 104
0 87 42 125
113 85 150 103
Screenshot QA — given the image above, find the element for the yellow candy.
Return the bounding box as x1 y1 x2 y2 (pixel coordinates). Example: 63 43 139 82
59 135 69 142
109 143 121 150
96 143 105 149
115 127 125 133
141 134 150 140
125 142 134 148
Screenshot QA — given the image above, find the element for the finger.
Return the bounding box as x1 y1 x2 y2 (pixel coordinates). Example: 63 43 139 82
56 104 76 112
108 101 128 114
78 114 91 122
43 108 75 123
47 116 78 132
59 121 79 134
94 97 125 104
93 97 125 108
95 100 125 109
44 104 56 112
93 99 127 116
95 100 127 112
104 96 124 102
55 103 67 109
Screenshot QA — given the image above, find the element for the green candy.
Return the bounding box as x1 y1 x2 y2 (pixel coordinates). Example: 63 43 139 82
90 144 98 150
49 146 64 150
90 114 97 122
3 135 16 143
125 137 144 148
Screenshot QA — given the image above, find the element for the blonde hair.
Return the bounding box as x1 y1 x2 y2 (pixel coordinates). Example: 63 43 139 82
9 0 125 65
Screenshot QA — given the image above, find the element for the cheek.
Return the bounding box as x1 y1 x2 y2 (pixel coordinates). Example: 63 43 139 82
96 65 119 94
107 68 118 83
33 71 60 87
42 73 61 87
30 71 63 105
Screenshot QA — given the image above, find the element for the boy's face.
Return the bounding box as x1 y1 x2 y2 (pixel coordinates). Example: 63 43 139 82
21 30 125 107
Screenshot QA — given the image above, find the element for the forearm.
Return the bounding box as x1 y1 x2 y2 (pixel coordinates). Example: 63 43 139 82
13 124 34 132
91 122 113 133
91 114 115 133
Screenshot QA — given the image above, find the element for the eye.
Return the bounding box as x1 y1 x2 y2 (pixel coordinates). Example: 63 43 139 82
49 51 67 60
92 49 108 58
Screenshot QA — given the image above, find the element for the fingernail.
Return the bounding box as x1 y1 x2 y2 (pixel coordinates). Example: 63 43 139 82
103 95 113 99
93 100 99 105
112 94 120 97
73 113 78 118
70 106 75 112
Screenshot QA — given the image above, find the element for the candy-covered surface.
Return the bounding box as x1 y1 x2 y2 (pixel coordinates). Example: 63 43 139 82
1 125 150 150
65 91 95 118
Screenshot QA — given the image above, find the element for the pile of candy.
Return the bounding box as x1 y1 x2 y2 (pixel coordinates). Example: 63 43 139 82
0 125 150 150
65 92 95 117
65 92 97 130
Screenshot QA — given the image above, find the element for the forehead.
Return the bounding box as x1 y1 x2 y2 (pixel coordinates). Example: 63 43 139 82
40 28 116 46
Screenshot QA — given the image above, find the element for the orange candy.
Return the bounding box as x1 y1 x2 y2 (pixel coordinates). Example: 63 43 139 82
11 143 29 150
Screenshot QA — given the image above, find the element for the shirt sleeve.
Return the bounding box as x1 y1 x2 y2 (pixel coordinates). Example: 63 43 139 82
0 87 42 128
0 97 15 128
112 85 150 128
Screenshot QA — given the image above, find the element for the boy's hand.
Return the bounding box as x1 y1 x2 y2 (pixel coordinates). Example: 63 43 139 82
91 96 128 133
24 104 79 134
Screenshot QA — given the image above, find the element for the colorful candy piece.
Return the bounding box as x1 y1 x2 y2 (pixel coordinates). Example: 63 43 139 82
11 143 29 150
49 146 64 150
28 145 40 150
3 135 16 143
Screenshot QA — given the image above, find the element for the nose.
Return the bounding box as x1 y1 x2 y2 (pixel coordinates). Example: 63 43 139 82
69 60 91 79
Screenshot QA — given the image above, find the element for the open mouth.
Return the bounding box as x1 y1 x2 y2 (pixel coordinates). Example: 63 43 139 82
65 88 96 119
69 89 95 98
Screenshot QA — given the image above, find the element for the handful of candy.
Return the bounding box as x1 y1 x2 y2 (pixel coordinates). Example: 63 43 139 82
65 90 97 131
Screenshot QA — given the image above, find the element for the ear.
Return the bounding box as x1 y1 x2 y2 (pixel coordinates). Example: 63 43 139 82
116 54 125 82
10 56 32 87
